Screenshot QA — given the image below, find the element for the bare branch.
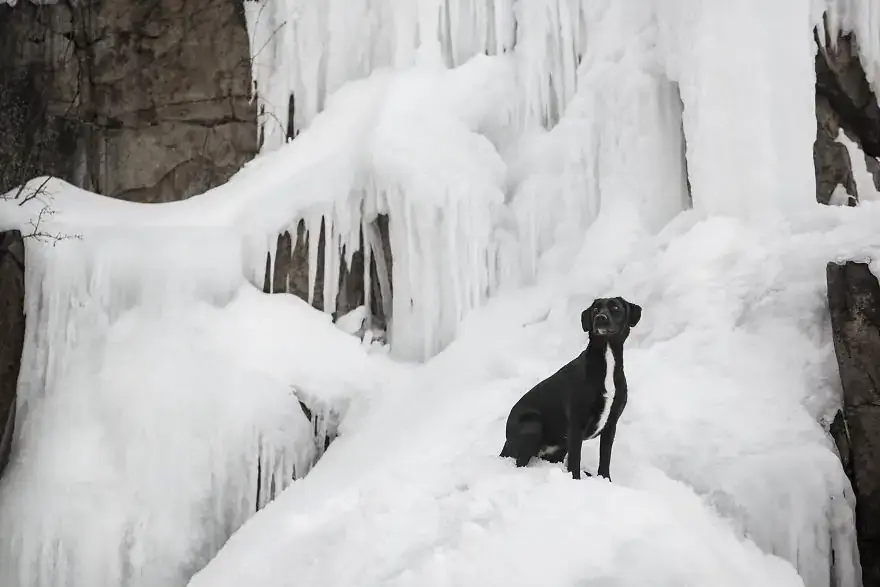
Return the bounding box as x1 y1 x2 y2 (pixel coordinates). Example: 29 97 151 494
14 176 53 206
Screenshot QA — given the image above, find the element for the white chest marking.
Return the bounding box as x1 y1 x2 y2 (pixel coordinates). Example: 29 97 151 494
590 346 616 439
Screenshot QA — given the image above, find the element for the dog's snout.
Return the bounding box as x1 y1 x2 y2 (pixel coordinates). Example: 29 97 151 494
594 313 610 326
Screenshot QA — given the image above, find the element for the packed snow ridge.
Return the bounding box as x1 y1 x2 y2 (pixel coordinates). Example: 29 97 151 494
2 0 880 586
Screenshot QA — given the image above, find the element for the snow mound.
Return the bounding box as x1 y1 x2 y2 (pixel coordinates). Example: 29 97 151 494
187 204 874 587
189 463 803 587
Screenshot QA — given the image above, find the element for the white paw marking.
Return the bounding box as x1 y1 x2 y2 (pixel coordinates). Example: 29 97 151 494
538 445 563 458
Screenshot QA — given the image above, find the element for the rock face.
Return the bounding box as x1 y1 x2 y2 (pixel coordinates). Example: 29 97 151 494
815 92 859 205
0 232 24 481
814 26 880 204
827 261 880 587
0 0 257 202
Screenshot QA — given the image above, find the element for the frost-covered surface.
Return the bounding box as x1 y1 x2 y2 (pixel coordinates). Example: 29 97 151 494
2 52 519 361
244 0 820 219
188 204 876 587
0 295 308 587
237 0 828 360
0 222 398 587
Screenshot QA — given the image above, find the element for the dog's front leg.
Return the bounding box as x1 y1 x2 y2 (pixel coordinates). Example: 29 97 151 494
566 423 583 480
597 418 618 481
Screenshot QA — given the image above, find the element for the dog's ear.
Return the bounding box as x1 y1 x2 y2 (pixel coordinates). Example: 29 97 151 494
581 300 601 333
581 308 593 332
626 301 642 327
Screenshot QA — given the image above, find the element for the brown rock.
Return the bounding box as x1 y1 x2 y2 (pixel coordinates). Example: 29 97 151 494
827 261 880 587
0 0 257 202
814 93 858 205
814 22 880 206
815 28 880 157
0 231 25 480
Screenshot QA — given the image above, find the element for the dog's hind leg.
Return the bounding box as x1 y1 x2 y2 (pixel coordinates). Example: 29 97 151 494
511 416 543 467
499 440 513 458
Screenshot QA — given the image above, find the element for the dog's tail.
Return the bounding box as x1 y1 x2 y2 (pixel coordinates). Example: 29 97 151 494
501 411 543 467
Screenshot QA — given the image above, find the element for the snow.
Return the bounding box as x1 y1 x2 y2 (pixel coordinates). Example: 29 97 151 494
183 203 872 587
829 184 855 206
1 0 878 586
0 296 310 587
0 225 399 587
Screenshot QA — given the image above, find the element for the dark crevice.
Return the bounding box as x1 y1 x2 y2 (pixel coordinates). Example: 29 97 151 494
814 26 880 159
0 230 25 484
285 92 298 142
263 214 393 333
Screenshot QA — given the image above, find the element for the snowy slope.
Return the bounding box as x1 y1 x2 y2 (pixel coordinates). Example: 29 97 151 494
185 205 870 587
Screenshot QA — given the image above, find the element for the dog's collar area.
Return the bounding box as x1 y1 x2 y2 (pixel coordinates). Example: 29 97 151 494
588 330 629 346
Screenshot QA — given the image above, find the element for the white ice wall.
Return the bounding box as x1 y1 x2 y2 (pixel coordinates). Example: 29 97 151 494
0 224 317 587
241 0 834 362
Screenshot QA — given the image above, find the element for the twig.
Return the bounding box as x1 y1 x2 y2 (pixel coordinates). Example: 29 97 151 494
14 176 53 206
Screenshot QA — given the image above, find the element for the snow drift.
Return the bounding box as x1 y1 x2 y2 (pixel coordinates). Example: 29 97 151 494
185 202 873 587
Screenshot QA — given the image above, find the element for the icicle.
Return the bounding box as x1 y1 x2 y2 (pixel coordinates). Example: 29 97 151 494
343 206 359 270
285 220 300 294
366 221 392 328
418 206 436 360
328 219 341 316
321 213 334 314
446 196 463 329
403 194 419 354
362 221 373 331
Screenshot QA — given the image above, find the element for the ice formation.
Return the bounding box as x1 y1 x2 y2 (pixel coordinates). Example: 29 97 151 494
227 51 522 361
0 225 313 587
226 0 875 585
0 197 391 587
238 0 832 360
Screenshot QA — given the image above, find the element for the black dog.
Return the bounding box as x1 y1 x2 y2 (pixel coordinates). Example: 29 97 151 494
499 297 641 481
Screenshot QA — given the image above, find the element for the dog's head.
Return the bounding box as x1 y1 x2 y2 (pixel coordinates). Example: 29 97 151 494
581 297 641 340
